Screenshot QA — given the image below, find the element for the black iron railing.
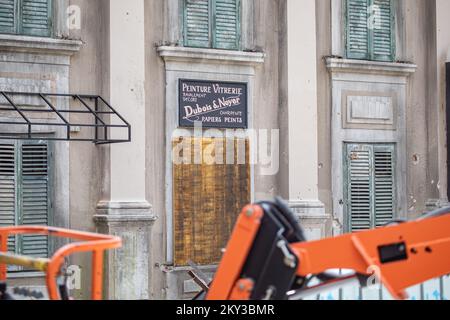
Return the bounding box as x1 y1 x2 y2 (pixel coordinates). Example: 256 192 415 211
0 92 130 144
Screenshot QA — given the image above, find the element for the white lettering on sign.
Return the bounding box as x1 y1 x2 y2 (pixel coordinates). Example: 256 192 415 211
179 80 247 128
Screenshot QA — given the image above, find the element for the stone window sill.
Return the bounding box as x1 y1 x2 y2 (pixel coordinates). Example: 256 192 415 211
7 271 45 279
0 34 82 56
157 46 265 66
165 265 217 273
325 57 417 76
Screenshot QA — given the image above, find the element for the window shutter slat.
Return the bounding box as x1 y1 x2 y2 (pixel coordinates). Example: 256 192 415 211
346 0 369 60
0 143 16 253
213 0 240 50
19 143 49 259
20 0 51 37
0 0 16 34
185 0 210 48
374 145 395 227
347 144 372 232
372 0 393 61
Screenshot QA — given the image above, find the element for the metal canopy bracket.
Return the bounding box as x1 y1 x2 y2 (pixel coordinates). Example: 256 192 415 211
0 92 131 144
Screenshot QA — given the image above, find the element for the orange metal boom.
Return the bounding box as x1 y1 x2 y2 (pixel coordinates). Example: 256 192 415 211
207 202 450 300
0 226 121 300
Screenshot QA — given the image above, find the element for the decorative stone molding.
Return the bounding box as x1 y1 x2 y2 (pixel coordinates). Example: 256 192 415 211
0 34 82 56
94 200 155 300
425 199 450 212
326 57 417 77
289 200 330 241
157 46 265 66
289 200 327 217
342 91 397 130
94 200 155 222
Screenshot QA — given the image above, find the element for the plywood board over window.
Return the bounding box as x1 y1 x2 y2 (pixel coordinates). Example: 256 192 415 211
173 137 250 266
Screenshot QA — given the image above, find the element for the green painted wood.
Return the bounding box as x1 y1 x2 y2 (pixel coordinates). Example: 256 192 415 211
372 0 395 61
345 144 373 232
345 143 396 232
20 0 52 37
18 142 50 259
373 144 395 227
184 0 211 48
0 140 51 267
0 0 51 37
0 142 17 253
346 0 370 60
346 0 394 61
184 0 240 50
0 0 17 34
213 0 240 50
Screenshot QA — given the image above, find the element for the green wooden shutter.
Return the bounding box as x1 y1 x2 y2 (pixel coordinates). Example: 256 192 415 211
0 143 17 253
213 0 240 50
372 0 394 61
373 145 395 227
346 144 372 232
346 0 394 61
20 0 52 37
18 142 50 258
346 143 396 232
184 0 211 48
346 0 370 60
0 0 16 34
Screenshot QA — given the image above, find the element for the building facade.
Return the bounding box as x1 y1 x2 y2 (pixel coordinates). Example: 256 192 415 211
0 0 449 299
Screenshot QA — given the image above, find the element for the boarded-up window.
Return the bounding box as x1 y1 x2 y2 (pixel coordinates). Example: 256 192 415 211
173 137 250 266
345 143 396 232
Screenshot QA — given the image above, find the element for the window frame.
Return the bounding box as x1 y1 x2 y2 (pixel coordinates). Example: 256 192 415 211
344 0 396 62
182 0 242 51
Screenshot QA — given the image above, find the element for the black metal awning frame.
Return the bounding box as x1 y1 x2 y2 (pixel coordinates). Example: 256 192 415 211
0 92 130 144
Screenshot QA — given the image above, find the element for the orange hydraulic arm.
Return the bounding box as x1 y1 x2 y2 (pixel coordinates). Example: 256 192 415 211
206 199 450 300
0 226 121 300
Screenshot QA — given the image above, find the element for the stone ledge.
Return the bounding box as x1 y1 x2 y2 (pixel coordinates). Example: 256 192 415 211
7 271 45 279
94 215 156 223
94 200 156 223
289 199 328 218
157 46 265 66
0 34 82 55
425 199 450 212
325 57 417 77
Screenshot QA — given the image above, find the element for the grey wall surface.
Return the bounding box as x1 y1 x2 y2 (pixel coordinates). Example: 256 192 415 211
67 0 110 299
24 0 446 299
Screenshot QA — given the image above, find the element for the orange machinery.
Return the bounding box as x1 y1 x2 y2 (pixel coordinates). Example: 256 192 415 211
205 198 450 300
0 226 121 300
